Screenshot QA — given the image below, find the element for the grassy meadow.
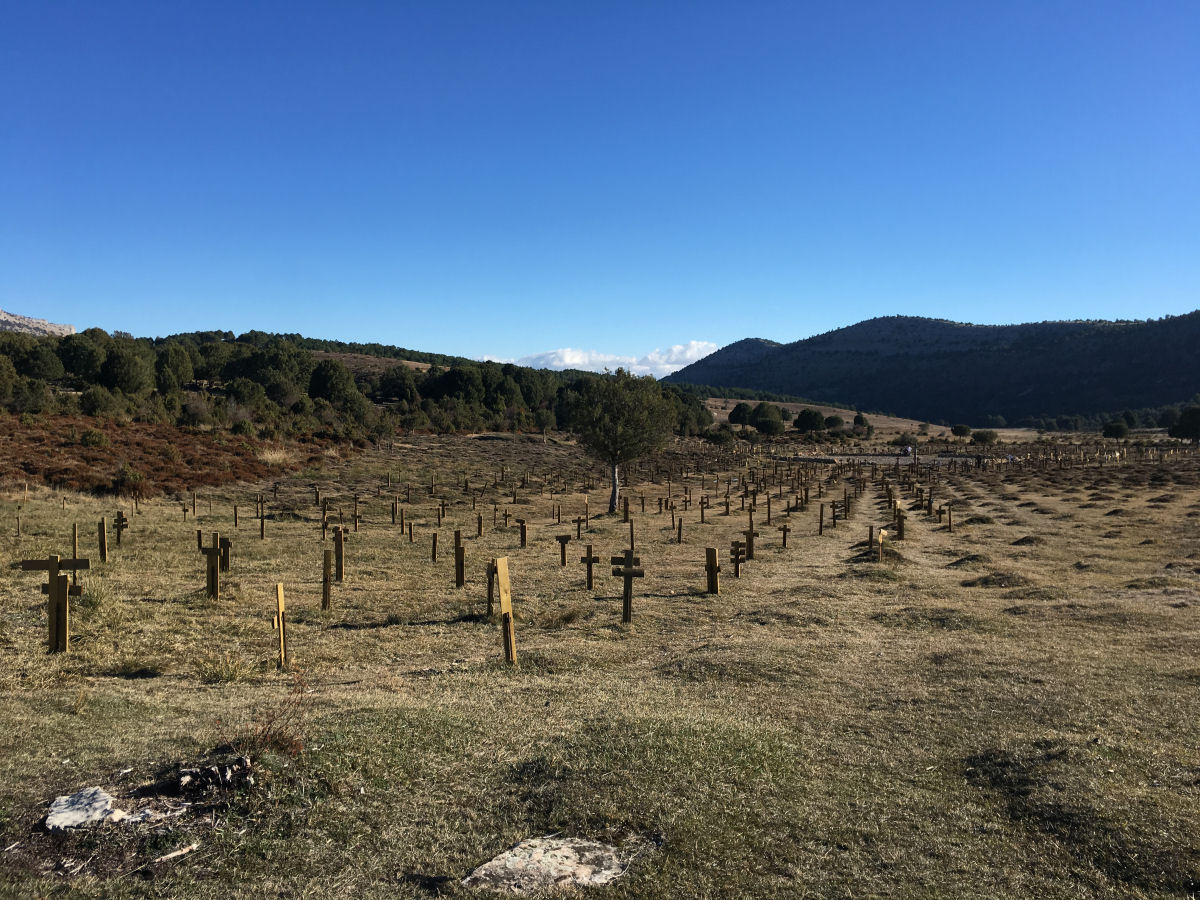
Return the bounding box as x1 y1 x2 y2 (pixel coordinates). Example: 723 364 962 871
1 433 1198 898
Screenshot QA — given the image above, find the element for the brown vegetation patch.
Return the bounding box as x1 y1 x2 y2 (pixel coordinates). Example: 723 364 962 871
962 572 1033 588
870 606 978 630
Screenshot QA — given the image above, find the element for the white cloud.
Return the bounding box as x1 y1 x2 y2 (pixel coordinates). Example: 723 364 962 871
509 340 718 378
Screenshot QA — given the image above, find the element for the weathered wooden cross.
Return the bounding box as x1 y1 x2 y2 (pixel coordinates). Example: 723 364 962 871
197 532 222 598
705 547 720 595
610 549 644 625
730 540 746 578
20 553 89 652
580 543 599 590
743 511 759 561
777 522 790 548
555 534 571 566
113 510 129 546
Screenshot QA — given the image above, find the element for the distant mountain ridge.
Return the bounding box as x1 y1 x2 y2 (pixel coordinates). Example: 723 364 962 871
662 314 1200 424
0 308 75 337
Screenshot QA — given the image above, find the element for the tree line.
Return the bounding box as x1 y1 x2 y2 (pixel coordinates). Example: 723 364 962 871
0 328 713 442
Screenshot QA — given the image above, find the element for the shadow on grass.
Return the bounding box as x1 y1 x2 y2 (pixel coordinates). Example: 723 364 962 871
965 740 1199 893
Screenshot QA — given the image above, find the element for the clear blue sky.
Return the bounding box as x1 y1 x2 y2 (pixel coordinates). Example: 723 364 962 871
2 1 1197 375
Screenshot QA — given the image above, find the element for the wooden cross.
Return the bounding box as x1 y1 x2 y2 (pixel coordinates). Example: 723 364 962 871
198 531 222 598
610 549 644 625
556 534 571 566
113 511 129 545
495 557 516 665
516 518 527 548
574 516 585 539
705 547 720 595
272 584 289 669
20 553 89 652
219 536 232 573
743 511 759 561
777 522 790 548
729 540 746 578
580 543 599 590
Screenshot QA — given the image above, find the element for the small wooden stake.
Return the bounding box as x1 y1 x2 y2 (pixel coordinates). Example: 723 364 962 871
495 557 516 665
272 584 288 669
322 549 332 610
98 518 108 563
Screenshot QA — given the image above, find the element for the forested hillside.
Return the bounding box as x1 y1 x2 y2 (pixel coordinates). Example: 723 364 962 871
664 314 1200 428
0 328 712 439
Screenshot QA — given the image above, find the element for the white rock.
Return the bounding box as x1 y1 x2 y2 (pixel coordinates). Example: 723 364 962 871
46 787 127 832
462 836 627 893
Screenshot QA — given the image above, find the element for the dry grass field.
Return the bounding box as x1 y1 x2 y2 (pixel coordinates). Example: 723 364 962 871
1 434 1198 897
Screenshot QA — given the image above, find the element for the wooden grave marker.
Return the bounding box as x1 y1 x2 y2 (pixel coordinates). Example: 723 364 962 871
455 543 466 588
730 540 746 578
98 518 108 563
556 534 571 566
495 557 517 665
198 531 222 598
705 547 720 594
272 584 289 669
113 511 129 545
322 549 332 610
334 526 347 581
580 544 599 590
20 553 89 652
610 549 644 625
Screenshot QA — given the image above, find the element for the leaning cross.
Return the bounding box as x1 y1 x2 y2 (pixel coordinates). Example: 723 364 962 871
610 549 644 625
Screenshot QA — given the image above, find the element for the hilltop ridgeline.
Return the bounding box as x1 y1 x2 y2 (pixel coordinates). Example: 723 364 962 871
662 314 1200 426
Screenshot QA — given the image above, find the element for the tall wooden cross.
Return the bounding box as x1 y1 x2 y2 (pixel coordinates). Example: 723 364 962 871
729 540 747 578
610 549 644 625
580 544 599 590
20 553 89 652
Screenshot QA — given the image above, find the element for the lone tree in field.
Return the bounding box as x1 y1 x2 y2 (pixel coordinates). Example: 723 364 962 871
570 369 674 513
1169 406 1200 444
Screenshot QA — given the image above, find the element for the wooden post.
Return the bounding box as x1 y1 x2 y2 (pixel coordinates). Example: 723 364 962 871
192 492 197 517
234 505 239 528
98 518 108 563
556 534 571 566
517 518 527 548
611 549 644 625
322 549 332 610
496 557 516 665
432 532 439 562
878 529 887 563
477 513 484 537
486 560 498 616
259 513 265 540
947 507 953 533
334 527 346 581
455 544 466 588
629 520 635 554
705 547 720 595
580 544 599 590
219 536 232 573
676 518 683 543
272 584 288 669
819 503 825 536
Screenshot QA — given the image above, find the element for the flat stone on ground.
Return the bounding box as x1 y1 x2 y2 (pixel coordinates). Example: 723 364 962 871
46 787 127 832
462 836 626 893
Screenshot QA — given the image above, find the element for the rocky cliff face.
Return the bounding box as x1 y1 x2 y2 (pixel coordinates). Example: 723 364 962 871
0 308 76 337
